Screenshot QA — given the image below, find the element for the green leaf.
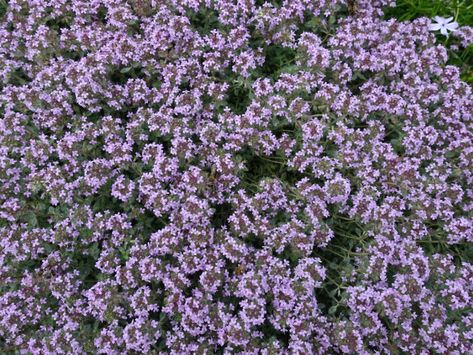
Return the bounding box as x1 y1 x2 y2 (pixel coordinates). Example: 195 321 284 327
25 211 38 227
328 305 338 315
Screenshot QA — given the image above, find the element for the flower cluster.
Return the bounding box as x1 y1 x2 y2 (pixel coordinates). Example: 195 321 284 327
0 0 472 353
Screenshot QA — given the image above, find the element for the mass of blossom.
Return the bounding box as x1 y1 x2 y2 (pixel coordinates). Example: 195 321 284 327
1 0 473 353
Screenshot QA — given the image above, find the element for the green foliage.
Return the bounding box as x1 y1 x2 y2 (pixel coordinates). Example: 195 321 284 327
260 45 297 78
0 0 7 19
386 0 472 23
226 78 252 114
188 7 220 35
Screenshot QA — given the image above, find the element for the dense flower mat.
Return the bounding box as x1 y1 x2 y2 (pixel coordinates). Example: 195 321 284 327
1 0 473 353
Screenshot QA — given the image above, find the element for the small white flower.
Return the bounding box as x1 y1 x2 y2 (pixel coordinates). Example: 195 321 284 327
429 16 459 36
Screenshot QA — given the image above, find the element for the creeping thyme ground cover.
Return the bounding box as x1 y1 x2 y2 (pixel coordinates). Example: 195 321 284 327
1 0 473 353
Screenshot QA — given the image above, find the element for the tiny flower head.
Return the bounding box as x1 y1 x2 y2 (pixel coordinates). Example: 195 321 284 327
429 16 459 36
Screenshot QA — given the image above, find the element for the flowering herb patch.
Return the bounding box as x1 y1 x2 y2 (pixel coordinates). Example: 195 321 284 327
1 0 473 353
